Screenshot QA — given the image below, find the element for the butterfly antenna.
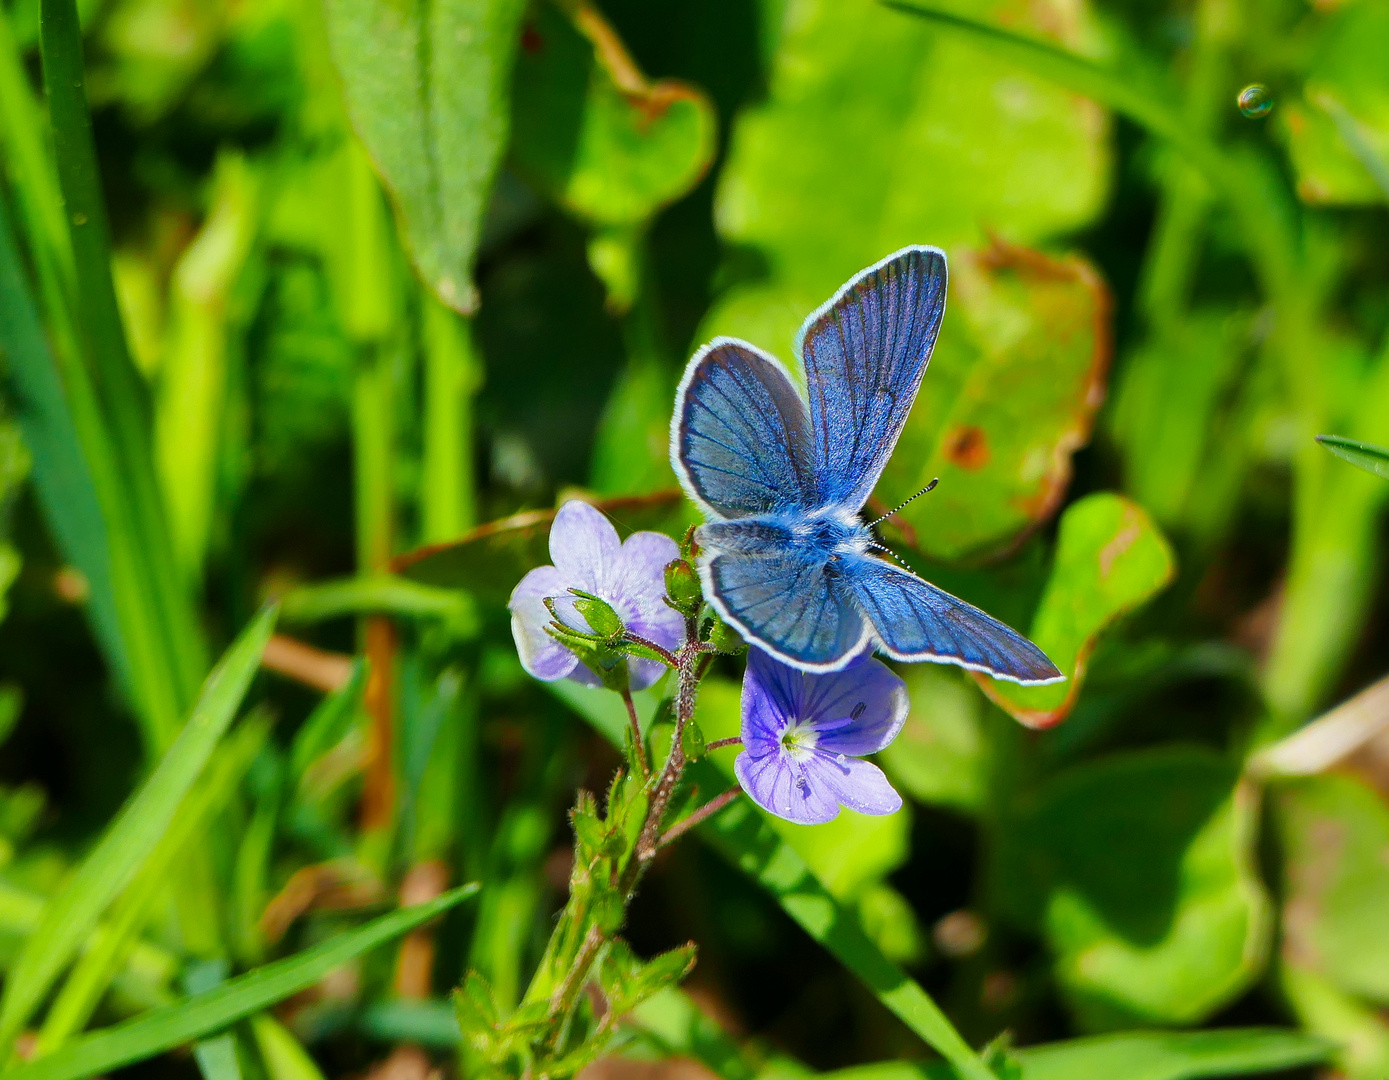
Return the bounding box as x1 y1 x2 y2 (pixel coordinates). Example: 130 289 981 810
866 478 939 529
867 542 914 571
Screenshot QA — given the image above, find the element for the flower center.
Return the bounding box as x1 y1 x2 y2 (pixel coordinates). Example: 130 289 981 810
779 718 819 759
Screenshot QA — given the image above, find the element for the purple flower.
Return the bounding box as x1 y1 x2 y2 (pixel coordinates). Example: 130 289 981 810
509 500 683 691
735 648 908 825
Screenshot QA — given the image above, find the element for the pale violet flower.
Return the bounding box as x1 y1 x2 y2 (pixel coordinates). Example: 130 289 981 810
735 647 907 825
509 501 682 691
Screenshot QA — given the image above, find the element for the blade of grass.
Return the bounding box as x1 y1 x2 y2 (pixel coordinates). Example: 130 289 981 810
39 0 206 727
1311 90 1389 203
192 1035 242 1080
421 293 481 543
34 717 273 1053
279 577 475 628
3 886 479 1080
0 607 278 1057
549 683 997 1080
1316 434 1389 480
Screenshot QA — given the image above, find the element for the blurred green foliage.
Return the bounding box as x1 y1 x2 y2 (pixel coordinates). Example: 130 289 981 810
1 0 1389 1075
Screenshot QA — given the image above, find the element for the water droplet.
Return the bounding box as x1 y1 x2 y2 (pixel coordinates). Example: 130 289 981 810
836 753 848 765
71 212 87 226
1238 84 1273 119
795 775 808 794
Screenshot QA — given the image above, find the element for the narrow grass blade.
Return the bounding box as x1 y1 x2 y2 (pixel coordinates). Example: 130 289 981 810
39 0 206 717
0 607 278 1055
280 576 475 628
1316 434 1389 480
1311 91 1389 203
4 886 478 1080
549 683 996 1080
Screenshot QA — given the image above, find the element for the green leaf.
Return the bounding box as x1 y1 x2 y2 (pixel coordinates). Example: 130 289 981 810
191 1035 242 1080
394 492 691 604
1280 962 1389 1080
702 0 1109 363
1273 773 1389 1005
876 244 1110 560
982 494 1175 728
993 747 1270 1029
510 4 716 231
1316 434 1389 481
5 886 478 1080
627 988 758 1080
1279 0 1389 205
818 1028 1330 1080
878 666 987 814
323 0 526 312
279 575 477 630
0 606 278 1056
549 681 993 1080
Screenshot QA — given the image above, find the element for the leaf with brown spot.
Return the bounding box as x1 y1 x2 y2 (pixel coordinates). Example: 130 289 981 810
979 493 1175 728
393 491 693 604
878 241 1111 562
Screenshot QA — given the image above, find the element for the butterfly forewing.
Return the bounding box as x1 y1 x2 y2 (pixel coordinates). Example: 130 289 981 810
797 246 947 511
671 338 816 519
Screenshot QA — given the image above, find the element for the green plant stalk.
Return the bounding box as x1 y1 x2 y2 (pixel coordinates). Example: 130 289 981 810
39 0 206 723
422 293 481 542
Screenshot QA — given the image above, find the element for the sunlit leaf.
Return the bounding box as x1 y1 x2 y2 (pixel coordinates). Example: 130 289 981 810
994 748 1270 1029
877 243 1110 560
1273 773 1389 1005
702 0 1109 362
1316 434 1389 480
510 3 716 232
982 493 1175 728
324 0 526 312
394 491 691 603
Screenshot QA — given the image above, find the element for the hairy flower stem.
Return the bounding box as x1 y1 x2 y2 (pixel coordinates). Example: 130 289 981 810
620 688 650 778
547 922 605 1019
705 736 742 751
657 785 741 849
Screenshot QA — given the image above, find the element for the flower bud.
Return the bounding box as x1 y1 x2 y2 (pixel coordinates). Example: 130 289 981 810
681 717 706 760
664 558 702 617
568 589 625 640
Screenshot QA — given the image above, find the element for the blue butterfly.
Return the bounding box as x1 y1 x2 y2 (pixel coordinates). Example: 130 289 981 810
670 246 1063 683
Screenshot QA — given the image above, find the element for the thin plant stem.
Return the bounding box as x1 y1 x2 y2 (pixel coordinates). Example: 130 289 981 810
620 689 649 778
658 786 741 849
705 737 742 752
622 631 678 669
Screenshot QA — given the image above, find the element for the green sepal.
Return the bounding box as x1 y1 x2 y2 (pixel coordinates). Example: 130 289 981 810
566 588 625 639
706 612 747 655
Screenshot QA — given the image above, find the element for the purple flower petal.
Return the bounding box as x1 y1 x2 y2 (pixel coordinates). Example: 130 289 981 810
804 750 902 816
549 501 621 591
615 530 684 652
508 565 579 682
740 652 792 758
735 749 841 825
802 658 908 756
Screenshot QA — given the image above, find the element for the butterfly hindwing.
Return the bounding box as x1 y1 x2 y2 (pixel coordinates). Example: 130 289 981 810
845 556 1063 684
699 518 870 670
671 338 815 519
797 246 947 510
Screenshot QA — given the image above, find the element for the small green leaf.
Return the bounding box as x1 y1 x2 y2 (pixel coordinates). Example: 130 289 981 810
994 747 1270 1029
1273 773 1389 1005
1316 434 1389 480
510 4 716 232
0 606 278 1056
324 0 526 311
7 886 477 1080
983 493 1175 728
